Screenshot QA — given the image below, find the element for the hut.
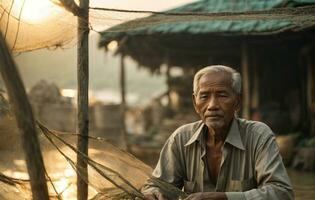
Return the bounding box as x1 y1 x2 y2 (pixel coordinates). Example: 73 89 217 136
99 0 315 135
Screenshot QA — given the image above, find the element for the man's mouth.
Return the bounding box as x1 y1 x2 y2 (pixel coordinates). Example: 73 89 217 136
205 114 223 119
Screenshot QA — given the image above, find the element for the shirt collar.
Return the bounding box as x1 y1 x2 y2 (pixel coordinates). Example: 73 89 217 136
184 121 205 147
184 118 245 151
225 118 245 150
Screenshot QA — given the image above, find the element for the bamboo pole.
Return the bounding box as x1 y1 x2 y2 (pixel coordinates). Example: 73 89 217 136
120 55 130 151
241 43 250 119
76 0 89 199
0 33 49 200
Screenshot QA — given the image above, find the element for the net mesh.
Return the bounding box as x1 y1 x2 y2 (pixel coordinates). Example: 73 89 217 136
0 80 190 199
0 108 187 200
0 0 314 52
0 0 150 52
0 89 152 199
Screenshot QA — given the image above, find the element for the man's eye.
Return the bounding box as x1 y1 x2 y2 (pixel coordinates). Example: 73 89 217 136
218 93 228 97
199 95 208 100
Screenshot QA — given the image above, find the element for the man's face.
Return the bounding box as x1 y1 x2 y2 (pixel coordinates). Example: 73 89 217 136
193 72 240 132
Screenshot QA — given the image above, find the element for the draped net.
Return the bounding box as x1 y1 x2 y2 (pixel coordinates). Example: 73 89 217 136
1 0 315 52
0 108 186 199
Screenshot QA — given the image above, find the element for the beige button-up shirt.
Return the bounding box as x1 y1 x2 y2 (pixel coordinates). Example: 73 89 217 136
142 118 294 200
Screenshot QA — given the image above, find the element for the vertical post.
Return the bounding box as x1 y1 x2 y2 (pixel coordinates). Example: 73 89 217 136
306 49 314 135
251 54 259 111
241 43 250 119
120 55 130 151
0 34 49 200
77 0 89 199
166 64 171 107
165 52 171 108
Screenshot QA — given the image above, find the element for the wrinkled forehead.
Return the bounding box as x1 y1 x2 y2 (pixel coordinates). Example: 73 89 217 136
198 71 233 89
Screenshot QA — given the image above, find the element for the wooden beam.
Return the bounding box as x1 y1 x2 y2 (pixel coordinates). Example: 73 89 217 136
120 55 130 151
241 43 250 119
76 0 89 199
0 33 49 200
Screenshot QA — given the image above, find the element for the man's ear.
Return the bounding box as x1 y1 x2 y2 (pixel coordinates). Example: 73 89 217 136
235 94 241 112
192 94 199 114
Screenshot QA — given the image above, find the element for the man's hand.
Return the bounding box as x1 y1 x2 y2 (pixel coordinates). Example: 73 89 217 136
143 191 167 200
184 192 227 200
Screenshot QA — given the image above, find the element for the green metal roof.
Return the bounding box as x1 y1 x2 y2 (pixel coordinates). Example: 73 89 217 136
98 0 315 71
99 0 315 45
168 0 313 12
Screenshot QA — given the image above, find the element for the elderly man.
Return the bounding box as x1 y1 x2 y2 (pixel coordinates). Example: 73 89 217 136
142 65 294 200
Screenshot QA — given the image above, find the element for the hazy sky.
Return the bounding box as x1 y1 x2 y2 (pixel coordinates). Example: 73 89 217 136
13 0 195 105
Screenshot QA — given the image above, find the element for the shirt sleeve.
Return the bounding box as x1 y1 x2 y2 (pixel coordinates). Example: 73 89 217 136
141 133 185 197
226 128 294 200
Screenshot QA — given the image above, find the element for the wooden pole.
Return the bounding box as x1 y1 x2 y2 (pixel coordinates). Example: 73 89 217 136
0 33 49 200
164 52 171 108
166 64 171 107
77 0 89 199
120 55 130 151
165 52 173 116
306 49 314 135
251 54 259 110
241 43 250 119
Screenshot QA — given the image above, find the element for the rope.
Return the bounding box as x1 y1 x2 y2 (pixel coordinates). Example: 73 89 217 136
36 121 145 199
4 0 15 39
11 0 25 51
89 4 315 19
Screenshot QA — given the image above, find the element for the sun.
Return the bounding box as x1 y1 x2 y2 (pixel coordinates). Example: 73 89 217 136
11 0 63 23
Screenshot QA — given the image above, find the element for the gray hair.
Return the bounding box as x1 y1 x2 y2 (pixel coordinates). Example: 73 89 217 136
193 65 242 95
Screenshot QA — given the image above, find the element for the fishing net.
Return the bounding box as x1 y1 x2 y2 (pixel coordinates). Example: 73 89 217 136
0 0 149 52
0 106 187 200
0 0 315 52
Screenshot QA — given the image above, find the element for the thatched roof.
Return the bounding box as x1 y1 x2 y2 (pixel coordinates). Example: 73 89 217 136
99 0 315 72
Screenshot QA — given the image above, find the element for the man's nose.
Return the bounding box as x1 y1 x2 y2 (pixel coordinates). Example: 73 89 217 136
207 96 219 110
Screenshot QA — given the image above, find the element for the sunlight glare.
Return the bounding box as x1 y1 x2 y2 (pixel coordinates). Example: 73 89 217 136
64 167 76 178
14 0 63 23
61 89 76 98
107 40 118 51
55 177 69 193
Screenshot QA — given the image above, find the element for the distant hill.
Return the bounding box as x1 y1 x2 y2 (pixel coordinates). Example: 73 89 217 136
13 33 166 105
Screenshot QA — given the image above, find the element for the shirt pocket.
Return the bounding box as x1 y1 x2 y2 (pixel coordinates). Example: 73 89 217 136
183 180 196 194
228 178 255 192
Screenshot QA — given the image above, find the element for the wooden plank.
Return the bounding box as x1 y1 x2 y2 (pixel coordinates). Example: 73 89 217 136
76 0 89 199
0 33 49 200
241 43 250 119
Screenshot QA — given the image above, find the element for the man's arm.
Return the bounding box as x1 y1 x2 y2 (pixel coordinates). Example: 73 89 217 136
225 133 294 200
